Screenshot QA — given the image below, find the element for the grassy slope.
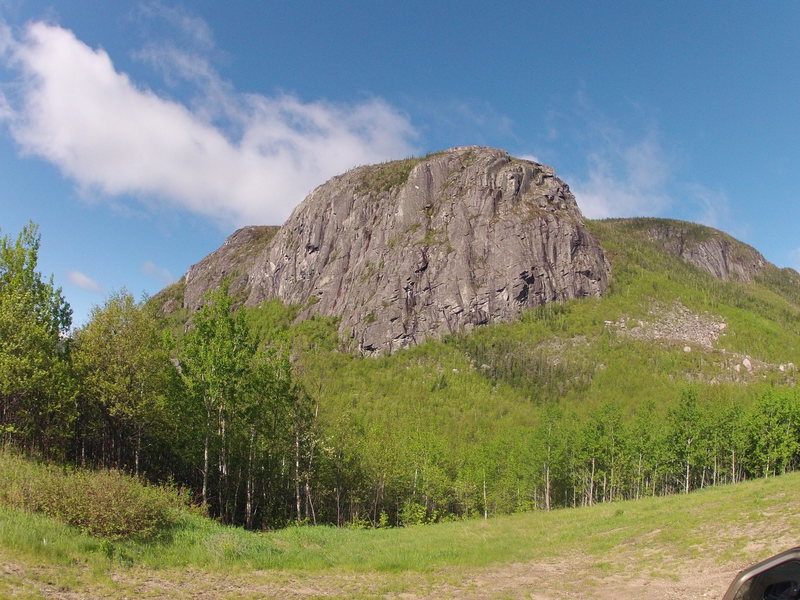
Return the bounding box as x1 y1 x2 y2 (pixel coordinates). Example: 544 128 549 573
163 218 800 438
3 462 800 598
7 219 800 596
137 217 800 523
289 218 800 475
163 217 800 523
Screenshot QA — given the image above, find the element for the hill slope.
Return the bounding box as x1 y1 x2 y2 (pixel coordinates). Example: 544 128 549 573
4 462 800 599
609 217 767 281
160 147 610 353
156 148 798 358
151 148 800 526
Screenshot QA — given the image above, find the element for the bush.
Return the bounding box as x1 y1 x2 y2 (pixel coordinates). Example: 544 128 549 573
0 452 187 540
400 500 429 526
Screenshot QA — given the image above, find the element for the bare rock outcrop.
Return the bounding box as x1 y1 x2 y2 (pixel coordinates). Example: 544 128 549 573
181 225 280 311
607 303 727 350
226 146 610 353
612 218 766 282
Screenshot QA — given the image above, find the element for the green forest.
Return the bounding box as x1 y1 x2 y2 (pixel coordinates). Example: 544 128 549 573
2 219 800 534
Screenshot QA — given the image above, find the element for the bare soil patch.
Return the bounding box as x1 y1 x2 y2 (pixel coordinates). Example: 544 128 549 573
5 498 797 600
608 302 727 350
0 548 778 600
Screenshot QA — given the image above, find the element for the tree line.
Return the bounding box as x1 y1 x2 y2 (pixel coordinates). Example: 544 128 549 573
2 223 799 529
291 387 799 527
0 223 316 528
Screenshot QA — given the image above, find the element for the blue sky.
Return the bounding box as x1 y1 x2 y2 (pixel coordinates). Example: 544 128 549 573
1 1 798 327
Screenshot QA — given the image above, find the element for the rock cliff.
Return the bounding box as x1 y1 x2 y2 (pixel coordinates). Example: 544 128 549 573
609 218 766 282
176 147 611 353
181 225 280 311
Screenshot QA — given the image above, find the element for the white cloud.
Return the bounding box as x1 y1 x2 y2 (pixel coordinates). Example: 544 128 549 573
141 260 174 285
518 153 541 164
789 248 800 272
0 20 11 121
571 132 672 219
571 137 738 233
1 21 418 228
136 2 214 51
0 21 10 55
555 96 741 232
0 90 10 121
67 270 103 294
685 183 732 231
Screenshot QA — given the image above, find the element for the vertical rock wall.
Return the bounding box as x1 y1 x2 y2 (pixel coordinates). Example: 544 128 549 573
241 146 610 353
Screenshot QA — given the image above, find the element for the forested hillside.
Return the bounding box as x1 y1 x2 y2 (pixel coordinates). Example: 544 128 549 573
2 214 800 532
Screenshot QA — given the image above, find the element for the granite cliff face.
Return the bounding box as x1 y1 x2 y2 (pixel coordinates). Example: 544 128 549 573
180 225 280 312
177 146 611 353
610 218 766 282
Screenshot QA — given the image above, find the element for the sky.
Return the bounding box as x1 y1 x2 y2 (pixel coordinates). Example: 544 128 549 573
0 1 798 328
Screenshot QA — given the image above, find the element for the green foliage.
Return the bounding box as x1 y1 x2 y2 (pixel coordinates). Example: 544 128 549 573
73 291 174 474
359 157 424 193
245 298 299 350
755 264 800 308
0 451 186 540
270 217 800 525
177 283 315 528
606 216 716 243
742 390 800 477
155 278 186 310
399 500 430 526
6 217 800 536
0 223 75 455
3 465 800 590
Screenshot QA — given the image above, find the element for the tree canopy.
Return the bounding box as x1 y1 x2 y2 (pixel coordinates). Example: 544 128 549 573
0 223 74 455
3 222 800 530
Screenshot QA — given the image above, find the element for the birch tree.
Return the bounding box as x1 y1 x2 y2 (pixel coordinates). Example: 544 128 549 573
0 223 74 455
73 291 171 474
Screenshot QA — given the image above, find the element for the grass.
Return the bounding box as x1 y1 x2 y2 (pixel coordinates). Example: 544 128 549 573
223 216 800 525
159 210 800 440
357 157 425 194
0 452 189 541
142 214 800 530
3 462 800 597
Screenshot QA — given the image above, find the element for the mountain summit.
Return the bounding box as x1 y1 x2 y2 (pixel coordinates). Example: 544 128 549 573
168 147 611 353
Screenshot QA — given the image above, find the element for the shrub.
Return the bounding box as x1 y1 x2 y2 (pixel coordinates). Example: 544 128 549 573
0 452 187 540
